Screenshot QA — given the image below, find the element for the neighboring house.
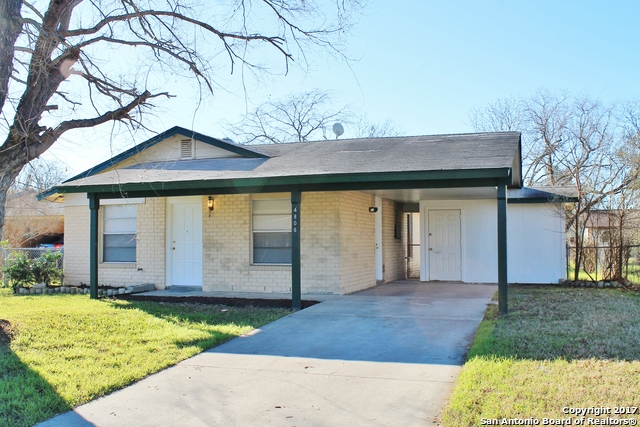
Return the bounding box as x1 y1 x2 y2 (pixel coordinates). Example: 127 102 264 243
41 127 576 311
583 209 640 246
4 190 64 248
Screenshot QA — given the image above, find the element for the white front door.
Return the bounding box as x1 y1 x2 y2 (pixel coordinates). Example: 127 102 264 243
428 210 461 281
167 197 203 287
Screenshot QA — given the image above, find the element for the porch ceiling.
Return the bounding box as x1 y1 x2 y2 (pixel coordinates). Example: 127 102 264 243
363 187 498 203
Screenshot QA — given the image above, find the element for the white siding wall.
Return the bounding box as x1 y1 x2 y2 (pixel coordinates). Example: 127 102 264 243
420 199 566 284
507 203 566 284
109 135 240 169
420 199 498 283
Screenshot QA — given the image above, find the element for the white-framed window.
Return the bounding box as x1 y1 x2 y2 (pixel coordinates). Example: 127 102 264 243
103 204 137 263
252 199 291 264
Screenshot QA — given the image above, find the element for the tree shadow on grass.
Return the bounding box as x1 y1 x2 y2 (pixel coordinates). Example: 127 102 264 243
0 320 71 427
470 285 640 362
103 299 290 352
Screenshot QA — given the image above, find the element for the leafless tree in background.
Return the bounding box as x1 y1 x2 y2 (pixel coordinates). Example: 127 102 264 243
354 116 403 138
227 90 351 143
471 90 640 280
228 89 404 143
11 158 68 193
0 0 362 237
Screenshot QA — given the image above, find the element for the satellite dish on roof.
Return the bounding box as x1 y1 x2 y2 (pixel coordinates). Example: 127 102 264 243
333 122 344 139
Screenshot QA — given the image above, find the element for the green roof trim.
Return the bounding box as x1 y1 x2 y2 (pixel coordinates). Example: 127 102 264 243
50 168 512 199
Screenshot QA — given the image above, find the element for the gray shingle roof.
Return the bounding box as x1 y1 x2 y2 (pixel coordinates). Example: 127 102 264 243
57 132 522 190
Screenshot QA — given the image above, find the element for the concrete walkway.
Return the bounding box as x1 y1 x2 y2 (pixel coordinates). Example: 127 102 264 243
37 281 496 427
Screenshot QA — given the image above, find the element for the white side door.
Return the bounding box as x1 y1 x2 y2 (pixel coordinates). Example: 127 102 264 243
167 197 203 287
428 210 461 281
374 196 383 281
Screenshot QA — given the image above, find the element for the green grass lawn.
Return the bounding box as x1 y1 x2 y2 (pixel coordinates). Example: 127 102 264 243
567 261 640 283
440 286 640 426
0 289 289 427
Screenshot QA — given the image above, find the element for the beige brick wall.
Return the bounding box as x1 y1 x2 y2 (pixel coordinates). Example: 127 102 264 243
63 198 166 287
382 198 405 282
203 193 291 293
202 192 341 294
63 206 90 286
301 192 341 293
135 198 166 288
338 192 376 294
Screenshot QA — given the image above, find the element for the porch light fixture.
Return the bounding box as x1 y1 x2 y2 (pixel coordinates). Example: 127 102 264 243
369 206 378 213
207 196 214 216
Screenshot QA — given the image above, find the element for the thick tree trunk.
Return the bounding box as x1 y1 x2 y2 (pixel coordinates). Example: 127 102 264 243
0 147 27 240
0 0 22 112
573 201 583 281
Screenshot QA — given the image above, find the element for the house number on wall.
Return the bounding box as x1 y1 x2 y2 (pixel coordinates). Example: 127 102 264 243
293 206 299 233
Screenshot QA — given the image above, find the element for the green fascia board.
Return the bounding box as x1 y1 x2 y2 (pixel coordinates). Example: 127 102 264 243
508 196 578 204
36 188 62 201
54 168 512 198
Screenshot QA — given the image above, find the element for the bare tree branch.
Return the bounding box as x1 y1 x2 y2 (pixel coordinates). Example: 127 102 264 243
0 0 361 238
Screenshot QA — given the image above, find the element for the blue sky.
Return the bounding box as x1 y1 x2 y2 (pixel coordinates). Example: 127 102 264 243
45 0 640 175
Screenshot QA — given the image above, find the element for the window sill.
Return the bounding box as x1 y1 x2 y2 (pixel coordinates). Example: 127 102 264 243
100 262 137 268
250 263 292 267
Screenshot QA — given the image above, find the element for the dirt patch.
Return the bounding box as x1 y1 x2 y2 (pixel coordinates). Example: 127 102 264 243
0 319 16 347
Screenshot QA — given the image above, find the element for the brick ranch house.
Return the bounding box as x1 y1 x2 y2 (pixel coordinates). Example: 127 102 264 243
41 127 576 313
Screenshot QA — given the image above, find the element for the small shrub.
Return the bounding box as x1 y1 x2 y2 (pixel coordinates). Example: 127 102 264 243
3 250 63 291
31 251 63 285
3 251 34 291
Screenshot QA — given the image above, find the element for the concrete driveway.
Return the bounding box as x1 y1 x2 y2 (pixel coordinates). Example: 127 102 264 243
37 281 496 427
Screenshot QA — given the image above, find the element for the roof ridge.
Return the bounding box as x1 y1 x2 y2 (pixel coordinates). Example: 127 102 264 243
245 131 522 148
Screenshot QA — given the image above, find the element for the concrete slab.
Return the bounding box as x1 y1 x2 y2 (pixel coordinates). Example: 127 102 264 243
37 281 496 427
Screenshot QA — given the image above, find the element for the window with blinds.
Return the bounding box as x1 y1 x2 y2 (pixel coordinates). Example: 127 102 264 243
103 204 137 262
252 199 292 264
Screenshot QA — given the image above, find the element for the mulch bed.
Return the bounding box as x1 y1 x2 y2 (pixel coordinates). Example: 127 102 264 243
116 294 319 309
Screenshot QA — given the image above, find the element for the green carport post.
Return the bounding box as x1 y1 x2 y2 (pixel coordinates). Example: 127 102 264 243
291 187 301 311
88 193 100 299
497 183 508 314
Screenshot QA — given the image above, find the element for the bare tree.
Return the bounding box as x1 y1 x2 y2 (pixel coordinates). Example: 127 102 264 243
470 91 570 186
469 96 525 133
0 0 362 237
3 188 64 247
11 158 68 192
228 90 405 144
227 90 351 144
355 117 403 138
470 91 640 280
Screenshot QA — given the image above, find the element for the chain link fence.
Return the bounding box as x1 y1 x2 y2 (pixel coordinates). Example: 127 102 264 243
566 244 640 283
